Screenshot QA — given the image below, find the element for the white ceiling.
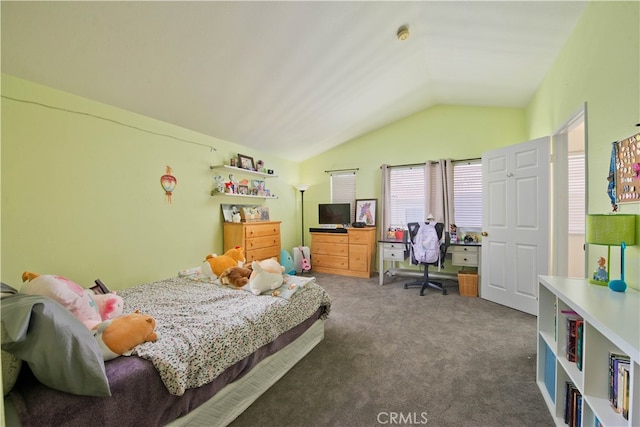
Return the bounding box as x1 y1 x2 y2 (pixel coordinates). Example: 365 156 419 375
2 1 588 161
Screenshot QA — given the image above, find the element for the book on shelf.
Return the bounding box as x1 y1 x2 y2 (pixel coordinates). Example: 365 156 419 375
576 320 583 371
564 381 582 427
565 315 583 363
608 352 631 419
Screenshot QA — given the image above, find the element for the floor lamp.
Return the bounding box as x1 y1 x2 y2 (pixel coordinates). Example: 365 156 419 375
586 214 637 292
295 184 310 246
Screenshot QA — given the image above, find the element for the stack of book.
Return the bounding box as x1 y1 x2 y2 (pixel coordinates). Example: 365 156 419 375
565 313 584 370
609 352 631 420
564 381 582 427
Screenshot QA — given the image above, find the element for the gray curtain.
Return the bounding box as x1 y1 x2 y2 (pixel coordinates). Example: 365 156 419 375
380 164 390 240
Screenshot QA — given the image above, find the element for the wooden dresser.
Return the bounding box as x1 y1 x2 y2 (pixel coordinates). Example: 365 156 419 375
310 228 376 278
223 221 281 263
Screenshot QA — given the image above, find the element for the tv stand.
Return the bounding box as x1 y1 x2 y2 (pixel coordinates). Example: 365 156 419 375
310 228 376 277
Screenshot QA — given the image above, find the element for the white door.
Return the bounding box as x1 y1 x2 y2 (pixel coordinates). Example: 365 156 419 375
481 137 550 315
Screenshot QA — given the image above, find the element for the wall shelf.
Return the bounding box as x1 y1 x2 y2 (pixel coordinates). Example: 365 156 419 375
210 164 278 178
210 191 278 199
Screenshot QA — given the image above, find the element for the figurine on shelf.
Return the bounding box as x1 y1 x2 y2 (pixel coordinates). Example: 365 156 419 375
256 160 264 172
591 256 608 284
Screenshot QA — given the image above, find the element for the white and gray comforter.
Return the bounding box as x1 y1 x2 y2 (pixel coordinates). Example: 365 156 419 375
117 276 331 395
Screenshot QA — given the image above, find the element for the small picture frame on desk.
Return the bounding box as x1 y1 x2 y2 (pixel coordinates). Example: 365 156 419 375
355 199 377 226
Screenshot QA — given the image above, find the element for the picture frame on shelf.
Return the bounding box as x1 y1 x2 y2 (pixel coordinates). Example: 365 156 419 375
252 179 266 196
237 154 255 171
238 185 249 195
355 198 377 226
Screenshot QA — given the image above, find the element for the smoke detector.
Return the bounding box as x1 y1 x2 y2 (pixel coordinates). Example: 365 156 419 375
397 26 410 41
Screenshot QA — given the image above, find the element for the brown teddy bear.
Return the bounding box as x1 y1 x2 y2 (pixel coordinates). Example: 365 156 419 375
219 265 253 288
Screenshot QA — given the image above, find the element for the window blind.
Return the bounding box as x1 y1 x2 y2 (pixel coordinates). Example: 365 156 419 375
568 153 585 235
331 172 356 220
389 166 425 227
453 161 482 228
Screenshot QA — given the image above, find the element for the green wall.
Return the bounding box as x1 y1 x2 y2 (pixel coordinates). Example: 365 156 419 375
1 75 301 289
299 104 526 234
2 1 638 291
525 1 639 289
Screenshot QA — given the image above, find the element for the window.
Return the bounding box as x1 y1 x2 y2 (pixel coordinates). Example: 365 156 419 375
568 153 585 234
330 172 356 220
389 166 428 228
386 160 483 229
453 161 482 229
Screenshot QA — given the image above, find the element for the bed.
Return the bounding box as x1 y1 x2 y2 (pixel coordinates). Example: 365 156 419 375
2 274 331 427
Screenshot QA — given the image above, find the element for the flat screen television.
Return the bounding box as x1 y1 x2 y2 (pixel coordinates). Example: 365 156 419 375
318 203 351 226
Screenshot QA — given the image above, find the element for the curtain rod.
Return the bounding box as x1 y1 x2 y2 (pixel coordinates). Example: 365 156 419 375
380 157 481 169
324 168 359 174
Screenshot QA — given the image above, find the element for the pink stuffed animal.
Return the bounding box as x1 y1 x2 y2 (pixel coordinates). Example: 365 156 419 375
21 271 102 329
92 293 124 321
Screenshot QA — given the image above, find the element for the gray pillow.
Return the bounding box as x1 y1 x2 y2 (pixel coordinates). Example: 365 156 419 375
1 293 111 397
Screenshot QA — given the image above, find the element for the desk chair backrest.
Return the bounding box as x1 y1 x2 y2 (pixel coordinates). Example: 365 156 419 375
407 222 444 265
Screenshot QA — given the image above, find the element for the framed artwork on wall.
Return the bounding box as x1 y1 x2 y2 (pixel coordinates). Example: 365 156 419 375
355 199 377 226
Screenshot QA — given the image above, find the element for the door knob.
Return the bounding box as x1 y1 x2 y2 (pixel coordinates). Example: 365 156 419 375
481 231 488 237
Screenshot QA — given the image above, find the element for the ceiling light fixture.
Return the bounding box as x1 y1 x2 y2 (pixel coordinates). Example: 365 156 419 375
397 26 410 41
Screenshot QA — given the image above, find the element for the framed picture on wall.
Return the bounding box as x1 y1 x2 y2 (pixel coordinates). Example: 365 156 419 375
355 199 377 226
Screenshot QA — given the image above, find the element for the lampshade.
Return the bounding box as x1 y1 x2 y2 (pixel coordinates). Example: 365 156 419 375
295 184 310 192
585 214 636 246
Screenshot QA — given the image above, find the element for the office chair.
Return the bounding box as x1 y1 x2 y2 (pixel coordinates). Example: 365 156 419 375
404 221 449 296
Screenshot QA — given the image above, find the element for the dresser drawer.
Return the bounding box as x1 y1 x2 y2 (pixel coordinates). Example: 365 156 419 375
313 254 348 269
348 244 368 272
246 246 280 263
245 223 280 238
312 242 348 256
311 233 349 244
246 235 281 251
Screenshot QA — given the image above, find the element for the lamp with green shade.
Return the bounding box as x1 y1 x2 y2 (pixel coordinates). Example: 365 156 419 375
586 214 637 292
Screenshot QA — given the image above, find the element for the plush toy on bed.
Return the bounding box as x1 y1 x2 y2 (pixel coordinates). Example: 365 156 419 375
219 265 253 288
92 292 124 321
202 247 246 281
21 271 124 328
93 310 158 361
247 259 285 295
21 271 104 329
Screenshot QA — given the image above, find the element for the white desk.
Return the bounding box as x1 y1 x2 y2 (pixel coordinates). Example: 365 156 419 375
378 240 480 286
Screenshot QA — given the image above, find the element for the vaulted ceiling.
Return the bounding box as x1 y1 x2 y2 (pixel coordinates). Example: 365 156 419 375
2 1 588 161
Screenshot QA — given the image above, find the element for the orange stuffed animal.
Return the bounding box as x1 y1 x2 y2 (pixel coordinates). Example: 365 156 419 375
202 247 246 280
93 310 158 361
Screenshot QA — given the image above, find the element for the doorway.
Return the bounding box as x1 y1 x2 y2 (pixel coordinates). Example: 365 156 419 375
551 106 586 278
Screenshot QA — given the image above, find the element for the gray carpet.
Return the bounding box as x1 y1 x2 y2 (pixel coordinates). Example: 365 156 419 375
230 273 554 427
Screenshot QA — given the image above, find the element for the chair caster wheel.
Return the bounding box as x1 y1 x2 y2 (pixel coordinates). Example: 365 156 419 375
404 284 408 289
442 290 448 295
419 291 425 296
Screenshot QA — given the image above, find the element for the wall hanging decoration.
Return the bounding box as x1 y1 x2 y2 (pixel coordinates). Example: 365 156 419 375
160 166 177 204
613 132 640 205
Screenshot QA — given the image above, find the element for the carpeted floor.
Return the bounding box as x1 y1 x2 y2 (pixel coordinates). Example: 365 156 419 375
230 272 554 427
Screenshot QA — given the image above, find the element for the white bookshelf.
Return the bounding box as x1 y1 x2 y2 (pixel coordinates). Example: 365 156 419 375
537 276 639 427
